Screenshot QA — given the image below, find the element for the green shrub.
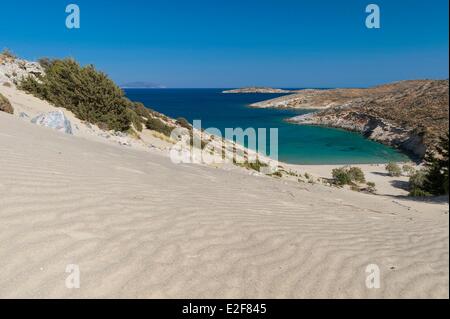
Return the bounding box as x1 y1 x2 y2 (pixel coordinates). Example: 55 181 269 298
127 101 157 119
37 57 52 70
176 117 192 130
409 187 432 197
402 164 416 177
145 117 173 137
422 133 449 195
245 159 268 172
18 58 130 131
267 171 283 178
348 167 366 183
408 170 430 196
366 182 376 193
408 134 449 197
385 162 402 177
127 109 143 132
332 166 366 186
332 167 352 186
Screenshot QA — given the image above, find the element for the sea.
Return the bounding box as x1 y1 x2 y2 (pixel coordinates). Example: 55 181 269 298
125 88 409 165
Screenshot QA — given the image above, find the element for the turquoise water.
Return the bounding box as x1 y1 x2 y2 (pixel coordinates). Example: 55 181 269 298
125 89 409 165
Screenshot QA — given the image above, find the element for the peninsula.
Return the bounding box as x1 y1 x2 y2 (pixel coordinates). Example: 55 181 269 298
222 87 292 94
252 80 449 158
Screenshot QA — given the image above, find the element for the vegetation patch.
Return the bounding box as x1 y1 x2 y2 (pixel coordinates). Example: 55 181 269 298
267 171 283 178
235 158 268 172
145 117 174 137
19 58 131 131
385 162 402 177
176 117 192 130
0 48 16 62
332 166 366 187
409 134 449 196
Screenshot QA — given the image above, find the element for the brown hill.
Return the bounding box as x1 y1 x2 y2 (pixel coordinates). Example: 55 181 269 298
288 80 449 158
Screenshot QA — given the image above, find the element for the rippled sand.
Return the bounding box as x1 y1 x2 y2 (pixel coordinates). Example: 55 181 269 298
0 111 448 298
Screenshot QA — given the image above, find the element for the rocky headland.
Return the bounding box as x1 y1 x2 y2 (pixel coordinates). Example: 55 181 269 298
255 80 449 159
222 87 292 94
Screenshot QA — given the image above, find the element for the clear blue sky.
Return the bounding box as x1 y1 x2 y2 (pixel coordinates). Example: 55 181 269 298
0 0 448 88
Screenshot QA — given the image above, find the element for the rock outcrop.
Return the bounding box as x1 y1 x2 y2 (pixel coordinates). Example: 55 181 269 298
31 111 73 135
0 93 13 114
223 87 291 94
0 51 44 87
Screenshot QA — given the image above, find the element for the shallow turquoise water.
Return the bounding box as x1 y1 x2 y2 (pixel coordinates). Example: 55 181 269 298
125 89 409 165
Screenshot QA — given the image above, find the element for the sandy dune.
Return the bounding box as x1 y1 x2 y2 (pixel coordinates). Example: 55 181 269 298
0 110 448 298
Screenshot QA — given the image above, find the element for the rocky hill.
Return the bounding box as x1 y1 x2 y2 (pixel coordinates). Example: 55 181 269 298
287 80 449 158
0 51 43 87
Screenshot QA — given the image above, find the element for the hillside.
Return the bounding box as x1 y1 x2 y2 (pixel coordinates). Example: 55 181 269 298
263 80 449 158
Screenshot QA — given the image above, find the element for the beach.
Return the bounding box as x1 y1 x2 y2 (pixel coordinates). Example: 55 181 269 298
0 85 448 298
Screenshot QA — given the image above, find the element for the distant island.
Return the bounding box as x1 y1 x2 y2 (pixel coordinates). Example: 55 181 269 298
222 87 292 94
121 81 166 89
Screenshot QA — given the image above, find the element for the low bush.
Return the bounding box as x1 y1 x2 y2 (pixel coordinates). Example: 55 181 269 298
19 58 130 131
267 171 283 178
127 101 157 119
246 159 268 172
348 167 366 183
145 117 173 137
176 117 192 130
332 166 366 186
385 162 402 177
402 164 416 177
366 182 377 193
422 134 449 195
408 170 431 197
128 110 143 132
331 167 352 186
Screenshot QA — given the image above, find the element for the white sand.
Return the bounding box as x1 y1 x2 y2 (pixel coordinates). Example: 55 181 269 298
0 87 448 298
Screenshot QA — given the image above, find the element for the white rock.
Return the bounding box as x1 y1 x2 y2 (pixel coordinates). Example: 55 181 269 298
31 111 73 135
0 57 44 86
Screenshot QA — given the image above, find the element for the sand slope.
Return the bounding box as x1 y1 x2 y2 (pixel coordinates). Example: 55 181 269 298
0 111 448 298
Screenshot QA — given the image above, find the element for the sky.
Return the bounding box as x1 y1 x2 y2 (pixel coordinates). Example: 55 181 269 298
0 0 448 88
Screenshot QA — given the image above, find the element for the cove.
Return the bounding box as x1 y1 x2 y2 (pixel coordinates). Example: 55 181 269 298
125 88 409 165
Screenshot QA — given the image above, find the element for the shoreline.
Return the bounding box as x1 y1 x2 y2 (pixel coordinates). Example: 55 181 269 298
282 119 420 164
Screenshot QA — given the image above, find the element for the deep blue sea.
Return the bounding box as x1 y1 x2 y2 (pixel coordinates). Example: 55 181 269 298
125 89 409 165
